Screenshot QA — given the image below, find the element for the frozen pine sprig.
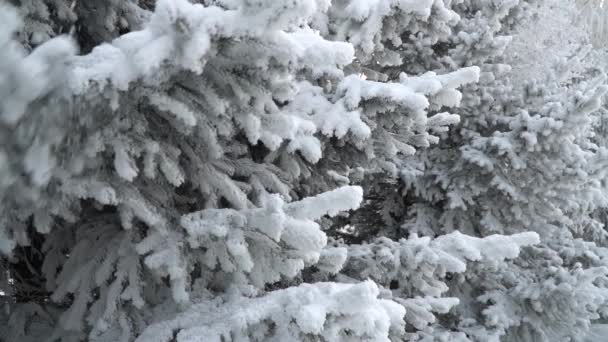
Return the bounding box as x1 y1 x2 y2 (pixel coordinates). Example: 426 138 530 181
327 66 479 180
473 252 608 341
432 231 540 267
179 186 362 290
39 219 145 341
136 281 405 342
285 185 363 219
334 231 539 338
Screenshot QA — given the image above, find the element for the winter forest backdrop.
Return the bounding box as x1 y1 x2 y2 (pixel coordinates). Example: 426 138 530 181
3 0 608 341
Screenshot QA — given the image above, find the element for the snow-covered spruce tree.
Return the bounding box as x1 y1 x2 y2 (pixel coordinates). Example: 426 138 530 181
306 0 547 340
0 0 541 341
392 0 608 341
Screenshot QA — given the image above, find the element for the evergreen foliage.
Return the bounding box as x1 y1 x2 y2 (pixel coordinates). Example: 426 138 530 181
1 0 607 341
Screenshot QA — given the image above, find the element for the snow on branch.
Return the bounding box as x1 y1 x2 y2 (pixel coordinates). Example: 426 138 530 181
179 186 363 290
136 281 405 342
340 231 540 334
